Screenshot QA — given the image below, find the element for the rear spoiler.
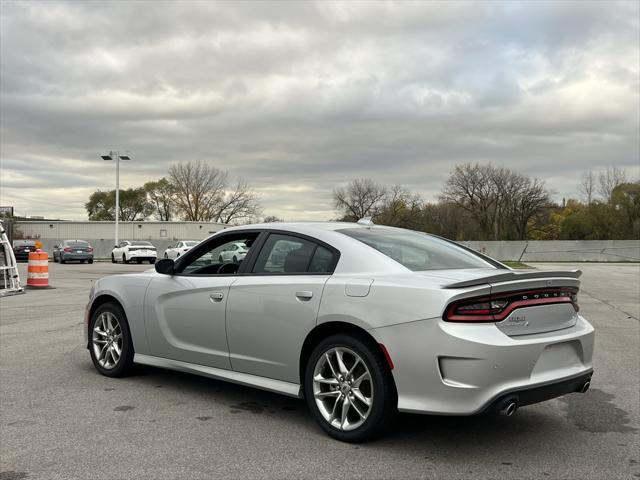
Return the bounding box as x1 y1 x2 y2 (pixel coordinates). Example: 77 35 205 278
443 270 582 289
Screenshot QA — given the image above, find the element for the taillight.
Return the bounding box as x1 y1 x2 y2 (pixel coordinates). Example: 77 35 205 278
63 247 72 252
444 288 579 322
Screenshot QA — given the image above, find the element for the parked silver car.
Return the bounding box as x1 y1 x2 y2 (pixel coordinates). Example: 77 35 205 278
85 222 594 441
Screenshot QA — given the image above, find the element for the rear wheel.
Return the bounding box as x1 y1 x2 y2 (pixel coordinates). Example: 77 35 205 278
304 334 396 442
88 259 94 264
111 253 116 264
123 254 129 264
89 302 134 377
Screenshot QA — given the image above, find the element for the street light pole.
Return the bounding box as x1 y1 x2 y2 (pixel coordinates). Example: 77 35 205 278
101 151 132 246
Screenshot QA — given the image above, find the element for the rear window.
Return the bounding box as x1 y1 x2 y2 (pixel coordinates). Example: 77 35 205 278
338 228 493 271
184 241 198 247
64 240 89 247
132 241 153 247
14 240 36 247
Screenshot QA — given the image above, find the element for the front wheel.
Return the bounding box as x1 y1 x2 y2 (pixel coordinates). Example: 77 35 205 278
304 334 396 442
111 253 116 264
123 254 129 264
89 302 134 377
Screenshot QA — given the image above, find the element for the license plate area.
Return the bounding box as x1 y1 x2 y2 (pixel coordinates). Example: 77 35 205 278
530 341 584 381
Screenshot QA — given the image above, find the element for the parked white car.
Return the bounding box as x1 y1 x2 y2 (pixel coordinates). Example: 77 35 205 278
111 241 157 264
218 241 248 264
163 241 199 260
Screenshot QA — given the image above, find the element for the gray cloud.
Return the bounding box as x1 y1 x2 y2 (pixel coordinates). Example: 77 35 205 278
1 0 638 220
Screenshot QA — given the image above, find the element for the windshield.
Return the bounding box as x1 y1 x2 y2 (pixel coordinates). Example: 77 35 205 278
339 228 494 271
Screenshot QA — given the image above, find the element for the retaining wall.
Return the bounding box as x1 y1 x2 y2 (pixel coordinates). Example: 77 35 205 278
462 240 640 262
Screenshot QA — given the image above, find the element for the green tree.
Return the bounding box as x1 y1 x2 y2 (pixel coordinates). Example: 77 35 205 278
144 178 175 221
85 188 153 221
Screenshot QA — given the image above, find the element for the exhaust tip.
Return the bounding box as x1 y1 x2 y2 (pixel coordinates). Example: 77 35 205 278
580 381 591 393
498 398 518 417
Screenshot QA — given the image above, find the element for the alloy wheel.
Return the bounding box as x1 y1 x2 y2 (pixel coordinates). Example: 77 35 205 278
92 312 123 369
312 347 373 431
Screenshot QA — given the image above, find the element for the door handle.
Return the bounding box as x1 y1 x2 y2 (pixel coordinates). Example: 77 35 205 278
295 291 313 300
209 292 224 302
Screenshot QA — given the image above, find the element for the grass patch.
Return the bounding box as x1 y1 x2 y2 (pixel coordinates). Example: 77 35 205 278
502 260 532 269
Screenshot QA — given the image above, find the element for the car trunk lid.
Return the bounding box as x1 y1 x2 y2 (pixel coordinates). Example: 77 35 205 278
443 269 581 336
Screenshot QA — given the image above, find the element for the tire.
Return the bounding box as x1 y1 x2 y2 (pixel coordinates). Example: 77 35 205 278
149 258 156 264
123 254 129 264
88 259 93 264
60 257 65 264
89 302 135 377
304 334 397 442
111 253 117 264
53 254 58 263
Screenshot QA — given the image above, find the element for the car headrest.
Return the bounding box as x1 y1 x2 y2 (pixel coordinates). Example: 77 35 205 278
283 248 309 273
218 263 239 274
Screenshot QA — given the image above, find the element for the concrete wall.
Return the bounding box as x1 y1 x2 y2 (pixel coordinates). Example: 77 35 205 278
462 240 640 262
15 221 226 259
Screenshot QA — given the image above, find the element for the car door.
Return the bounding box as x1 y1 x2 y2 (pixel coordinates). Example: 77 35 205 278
225 232 339 383
143 231 261 369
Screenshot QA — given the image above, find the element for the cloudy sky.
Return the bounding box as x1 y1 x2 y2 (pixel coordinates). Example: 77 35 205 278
1 1 638 221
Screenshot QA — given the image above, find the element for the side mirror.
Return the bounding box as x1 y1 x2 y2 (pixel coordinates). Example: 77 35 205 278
155 258 175 275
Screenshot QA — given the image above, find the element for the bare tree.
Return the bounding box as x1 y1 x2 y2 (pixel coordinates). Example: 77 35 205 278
441 163 551 240
376 185 423 228
440 163 501 239
578 171 596 204
263 215 283 223
507 176 551 240
211 179 262 224
168 161 261 224
333 178 387 221
169 161 227 221
598 167 628 202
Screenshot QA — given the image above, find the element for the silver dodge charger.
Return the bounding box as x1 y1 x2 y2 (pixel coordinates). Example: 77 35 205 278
85 221 594 441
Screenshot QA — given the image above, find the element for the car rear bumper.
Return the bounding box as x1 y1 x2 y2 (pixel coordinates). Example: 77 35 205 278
61 253 93 261
370 314 595 415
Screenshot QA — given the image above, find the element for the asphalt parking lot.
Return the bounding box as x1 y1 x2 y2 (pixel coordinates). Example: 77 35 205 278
1 262 638 479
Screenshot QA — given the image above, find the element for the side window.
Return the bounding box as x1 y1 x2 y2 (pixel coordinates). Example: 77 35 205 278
252 234 336 274
178 234 258 275
308 245 334 273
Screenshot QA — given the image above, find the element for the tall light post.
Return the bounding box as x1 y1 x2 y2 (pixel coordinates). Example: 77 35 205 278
100 151 131 245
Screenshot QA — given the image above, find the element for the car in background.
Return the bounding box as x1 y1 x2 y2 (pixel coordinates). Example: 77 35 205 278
163 240 199 260
111 241 157 264
53 240 94 264
218 241 248 264
12 239 37 262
